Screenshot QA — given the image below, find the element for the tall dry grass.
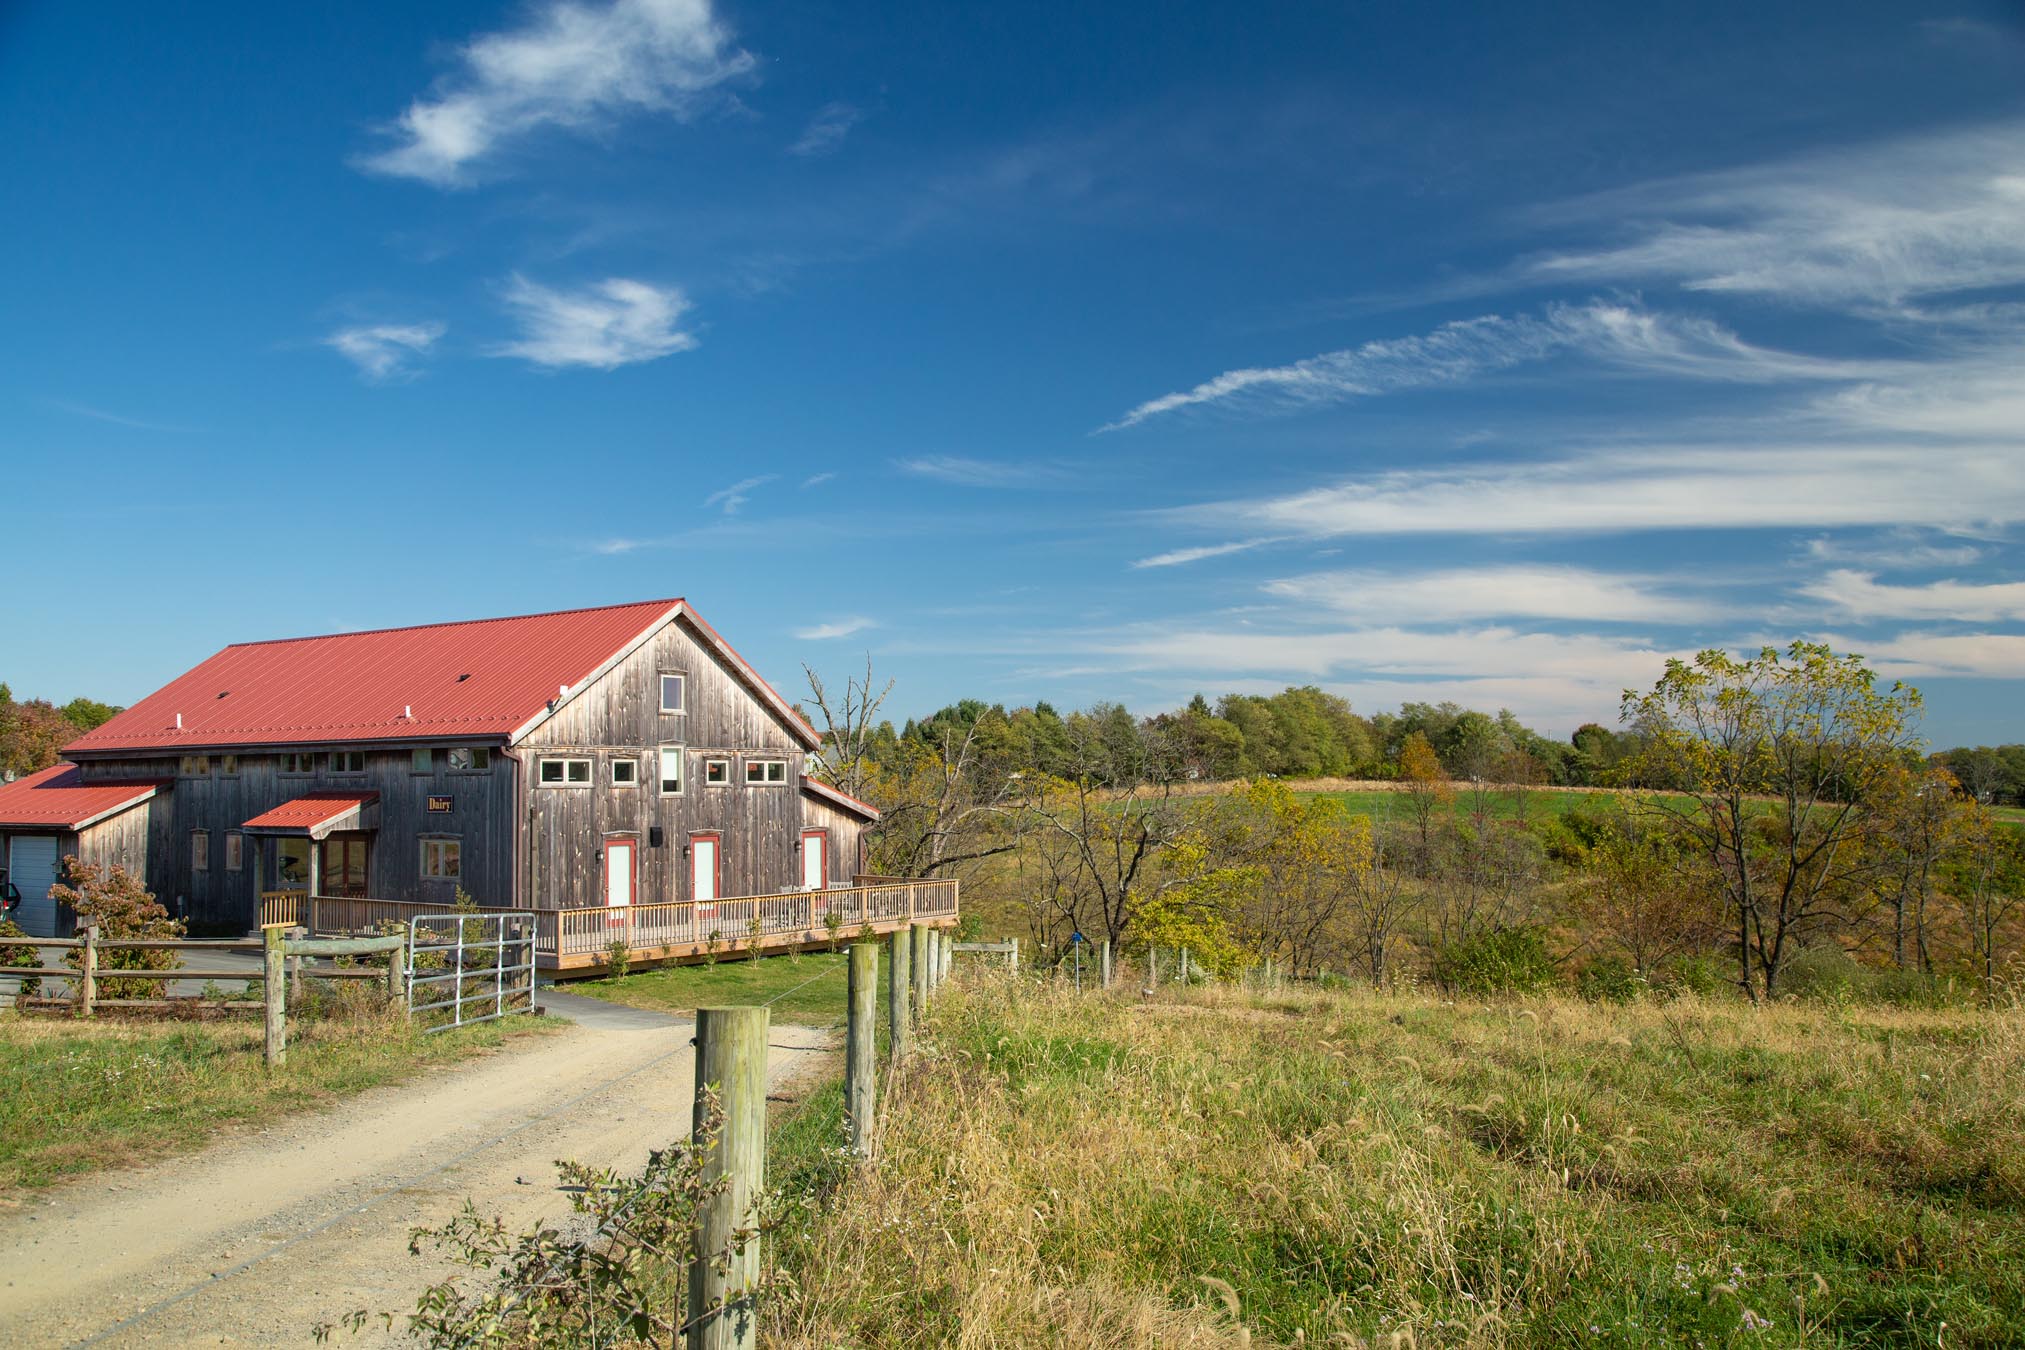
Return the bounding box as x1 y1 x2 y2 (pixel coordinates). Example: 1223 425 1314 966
764 972 2025 1347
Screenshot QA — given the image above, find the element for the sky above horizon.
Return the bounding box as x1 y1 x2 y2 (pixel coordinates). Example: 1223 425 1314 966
4 0 2024 747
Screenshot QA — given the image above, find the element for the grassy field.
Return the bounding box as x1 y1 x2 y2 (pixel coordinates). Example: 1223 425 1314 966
565 947 870 1027
762 975 2025 1347
1303 784 1604 825
0 1005 552 1195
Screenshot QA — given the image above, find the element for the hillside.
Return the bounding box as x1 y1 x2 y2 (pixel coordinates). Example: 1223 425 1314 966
766 974 2025 1347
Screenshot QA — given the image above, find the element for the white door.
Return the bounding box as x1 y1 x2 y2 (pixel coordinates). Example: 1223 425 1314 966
604 838 636 908
801 831 826 891
691 836 719 904
8 835 61 937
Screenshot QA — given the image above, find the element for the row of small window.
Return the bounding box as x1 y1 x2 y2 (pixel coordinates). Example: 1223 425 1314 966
181 747 493 778
187 830 461 880
536 752 789 794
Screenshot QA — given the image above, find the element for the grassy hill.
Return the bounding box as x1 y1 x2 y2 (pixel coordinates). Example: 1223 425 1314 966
766 974 2025 1347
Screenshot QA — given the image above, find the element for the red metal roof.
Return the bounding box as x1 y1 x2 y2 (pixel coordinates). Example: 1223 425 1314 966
801 776 881 821
64 599 818 755
242 791 379 832
0 763 168 830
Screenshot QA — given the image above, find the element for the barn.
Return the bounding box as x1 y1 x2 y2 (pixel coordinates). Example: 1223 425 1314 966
0 599 954 968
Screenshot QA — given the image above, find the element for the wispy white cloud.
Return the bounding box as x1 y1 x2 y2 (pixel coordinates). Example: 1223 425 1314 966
1267 565 1714 624
790 101 861 156
1811 630 2025 680
704 473 778 514
1518 119 2025 307
801 471 837 489
324 322 446 381
357 0 754 187
894 455 1061 487
1130 538 1283 569
1802 570 2025 623
591 537 645 555
1100 299 1892 430
493 275 696 369
1181 445 2025 538
44 400 194 432
795 616 876 640
1801 534 1986 571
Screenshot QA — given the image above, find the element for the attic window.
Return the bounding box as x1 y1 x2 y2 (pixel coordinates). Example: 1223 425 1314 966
659 673 686 715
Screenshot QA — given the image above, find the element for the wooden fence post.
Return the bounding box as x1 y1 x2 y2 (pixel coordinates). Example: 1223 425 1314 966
78 924 98 1018
888 924 912 1061
385 925 407 1003
285 925 307 1008
911 923 931 1018
263 924 286 1068
688 1006 769 1350
1100 939 1112 989
846 942 877 1159
1181 947 1191 987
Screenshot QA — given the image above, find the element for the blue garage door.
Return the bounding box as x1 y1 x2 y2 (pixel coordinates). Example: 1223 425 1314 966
8 835 61 937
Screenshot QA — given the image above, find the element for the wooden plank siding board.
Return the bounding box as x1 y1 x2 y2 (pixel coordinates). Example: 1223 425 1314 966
514 615 819 910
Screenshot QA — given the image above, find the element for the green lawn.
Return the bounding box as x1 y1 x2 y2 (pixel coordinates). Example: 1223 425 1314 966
0 1008 553 1194
564 947 885 1028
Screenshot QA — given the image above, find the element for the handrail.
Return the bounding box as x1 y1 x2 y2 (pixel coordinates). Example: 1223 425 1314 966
534 877 960 960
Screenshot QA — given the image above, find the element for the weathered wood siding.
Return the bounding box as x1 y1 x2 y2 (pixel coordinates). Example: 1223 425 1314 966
799 794 869 887
70 751 515 930
514 613 818 909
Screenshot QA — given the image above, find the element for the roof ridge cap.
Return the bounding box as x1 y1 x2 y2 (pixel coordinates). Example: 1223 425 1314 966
223 598 685 649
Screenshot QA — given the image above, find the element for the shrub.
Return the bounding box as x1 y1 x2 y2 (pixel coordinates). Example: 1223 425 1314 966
605 938 632 980
50 859 183 999
0 918 41 996
1575 954 1640 1003
1432 926 1556 995
1655 951 1727 998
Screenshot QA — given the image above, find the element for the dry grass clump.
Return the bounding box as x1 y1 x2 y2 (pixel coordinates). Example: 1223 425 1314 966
764 973 2025 1347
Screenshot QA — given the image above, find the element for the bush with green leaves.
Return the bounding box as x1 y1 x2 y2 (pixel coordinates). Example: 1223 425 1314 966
1431 926 1556 995
0 918 41 996
1574 954 1640 1003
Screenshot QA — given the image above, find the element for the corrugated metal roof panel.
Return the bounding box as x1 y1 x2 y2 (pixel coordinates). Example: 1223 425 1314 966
0 764 168 830
65 599 683 753
242 791 379 832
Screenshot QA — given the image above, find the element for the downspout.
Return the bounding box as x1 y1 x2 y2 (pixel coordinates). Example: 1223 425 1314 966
498 746 529 909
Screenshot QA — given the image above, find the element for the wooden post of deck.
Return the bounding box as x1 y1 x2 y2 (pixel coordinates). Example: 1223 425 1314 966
263 923 287 1068
846 942 877 1159
688 1005 768 1350
911 923 931 1018
888 924 912 1061
78 924 99 1018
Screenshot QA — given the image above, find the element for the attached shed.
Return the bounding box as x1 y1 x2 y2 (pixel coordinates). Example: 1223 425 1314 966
0 764 170 935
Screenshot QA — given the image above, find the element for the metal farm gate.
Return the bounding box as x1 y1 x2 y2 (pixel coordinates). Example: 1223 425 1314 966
407 912 537 1032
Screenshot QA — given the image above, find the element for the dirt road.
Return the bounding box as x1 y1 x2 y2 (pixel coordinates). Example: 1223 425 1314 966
0 994 836 1348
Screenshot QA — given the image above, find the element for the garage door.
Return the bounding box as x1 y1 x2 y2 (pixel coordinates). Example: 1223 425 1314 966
8 836 61 937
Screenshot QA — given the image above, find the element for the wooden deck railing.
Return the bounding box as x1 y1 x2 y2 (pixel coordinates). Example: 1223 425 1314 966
534 877 960 969
258 891 525 935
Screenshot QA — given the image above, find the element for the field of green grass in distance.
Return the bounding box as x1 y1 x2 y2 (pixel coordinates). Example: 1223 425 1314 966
566 947 874 1028
0 1008 553 1194
762 975 2025 1347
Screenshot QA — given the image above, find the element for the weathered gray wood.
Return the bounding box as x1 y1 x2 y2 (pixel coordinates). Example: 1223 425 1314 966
846 942 876 1159
280 934 407 957
1100 939 1112 988
911 923 931 1017
79 925 98 1018
950 941 1016 953
688 1005 769 1350
263 924 286 1068
887 924 912 1061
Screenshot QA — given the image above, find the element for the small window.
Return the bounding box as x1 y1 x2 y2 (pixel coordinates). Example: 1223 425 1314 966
190 830 210 871
659 673 686 714
217 754 240 777
411 747 434 774
225 832 244 873
420 837 461 880
612 758 640 787
330 750 366 773
744 759 787 785
180 755 210 777
659 747 684 796
704 758 730 786
539 757 591 786
448 746 492 772
278 751 314 775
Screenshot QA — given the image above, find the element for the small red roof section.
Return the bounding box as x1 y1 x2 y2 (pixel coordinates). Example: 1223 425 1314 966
64 599 819 755
0 763 167 830
243 791 379 833
801 776 880 821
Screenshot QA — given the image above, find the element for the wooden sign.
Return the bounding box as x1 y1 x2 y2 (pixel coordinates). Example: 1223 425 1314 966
427 795 453 813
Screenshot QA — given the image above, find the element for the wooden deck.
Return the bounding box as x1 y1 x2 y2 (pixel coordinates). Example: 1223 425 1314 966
257 876 959 976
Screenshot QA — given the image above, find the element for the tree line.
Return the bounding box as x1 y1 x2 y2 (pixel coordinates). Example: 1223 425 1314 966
0 685 121 779
801 647 2025 1004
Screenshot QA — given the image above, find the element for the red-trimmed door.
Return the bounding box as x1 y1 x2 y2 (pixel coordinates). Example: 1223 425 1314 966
604 835 637 925
801 829 828 891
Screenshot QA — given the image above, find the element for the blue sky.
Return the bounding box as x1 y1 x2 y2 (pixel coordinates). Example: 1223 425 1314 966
3 0 2023 745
